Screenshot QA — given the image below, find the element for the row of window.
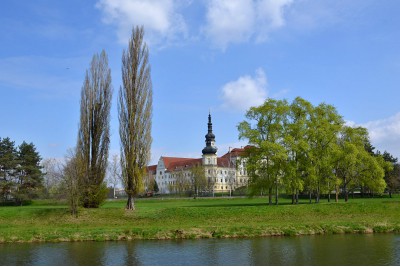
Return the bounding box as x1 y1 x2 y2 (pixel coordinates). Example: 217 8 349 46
213 178 246 184
215 186 229 189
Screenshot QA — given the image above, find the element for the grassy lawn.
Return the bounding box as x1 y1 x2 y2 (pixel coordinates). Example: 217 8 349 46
1 196 399 243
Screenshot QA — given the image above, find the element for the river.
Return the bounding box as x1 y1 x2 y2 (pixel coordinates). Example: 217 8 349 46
0 234 399 265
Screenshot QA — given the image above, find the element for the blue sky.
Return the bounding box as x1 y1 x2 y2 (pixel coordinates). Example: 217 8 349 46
1 0 399 164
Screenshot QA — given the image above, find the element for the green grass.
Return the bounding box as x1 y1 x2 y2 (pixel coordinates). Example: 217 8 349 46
1 196 400 243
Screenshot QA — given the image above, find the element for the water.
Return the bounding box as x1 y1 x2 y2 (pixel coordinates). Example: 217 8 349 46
0 234 399 265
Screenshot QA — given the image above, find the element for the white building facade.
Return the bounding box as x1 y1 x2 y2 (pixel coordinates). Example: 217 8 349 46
147 113 250 194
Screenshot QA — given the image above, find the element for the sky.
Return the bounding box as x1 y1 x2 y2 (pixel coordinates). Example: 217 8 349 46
0 0 400 165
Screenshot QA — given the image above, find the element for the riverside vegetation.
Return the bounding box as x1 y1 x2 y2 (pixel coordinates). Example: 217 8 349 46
1 196 399 243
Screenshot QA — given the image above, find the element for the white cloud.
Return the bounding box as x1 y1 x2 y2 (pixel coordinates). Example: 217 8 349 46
255 0 293 42
348 113 400 158
221 68 268 111
204 0 255 49
96 0 187 46
204 0 293 49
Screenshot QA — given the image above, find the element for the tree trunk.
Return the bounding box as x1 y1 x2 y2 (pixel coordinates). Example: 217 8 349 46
275 183 278 205
295 190 299 205
335 185 339 202
328 191 331 202
126 194 135 210
343 179 348 202
268 187 272 205
309 191 312 204
292 193 295 205
389 190 392 198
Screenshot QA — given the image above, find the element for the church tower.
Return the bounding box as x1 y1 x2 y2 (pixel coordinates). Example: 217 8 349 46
202 112 218 166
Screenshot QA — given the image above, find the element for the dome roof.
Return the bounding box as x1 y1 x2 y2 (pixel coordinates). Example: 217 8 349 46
205 132 215 139
202 146 217 154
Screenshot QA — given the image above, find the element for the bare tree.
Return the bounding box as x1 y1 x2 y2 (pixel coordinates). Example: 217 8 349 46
63 149 82 217
107 154 121 198
174 168 190 196
42 158 64 199
76 50 112 208
119 26 152 210
190 165 207 198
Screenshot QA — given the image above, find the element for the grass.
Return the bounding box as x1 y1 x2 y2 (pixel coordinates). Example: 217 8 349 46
0 196 400 243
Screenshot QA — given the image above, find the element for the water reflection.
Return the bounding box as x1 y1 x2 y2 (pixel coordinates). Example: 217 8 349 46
0 234 399 265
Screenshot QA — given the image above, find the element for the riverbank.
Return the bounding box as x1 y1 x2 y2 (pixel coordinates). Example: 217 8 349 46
1 196 399 243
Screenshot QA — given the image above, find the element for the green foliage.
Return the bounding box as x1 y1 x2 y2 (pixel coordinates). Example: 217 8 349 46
238 98 289 204
76 50 112 208
0 137 44 205
190 164 208 196
238 96 387 204
153 179 159 193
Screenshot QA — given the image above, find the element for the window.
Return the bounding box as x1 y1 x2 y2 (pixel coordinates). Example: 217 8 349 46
221 179 223 183
221 186 223 189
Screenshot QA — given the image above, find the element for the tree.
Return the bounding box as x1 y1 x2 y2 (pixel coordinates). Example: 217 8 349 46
153 179 159 193
333 126 385 202
107 154 121 199
283 97 312 204
238 98 289 205
76 50 112 208
14 142 43 205
63 149 81 217
119 26 153 210
307 103 343 203
380 151 399 198
42 158 64 199
173 168 190 196
0 137 18 203
190 165 207 198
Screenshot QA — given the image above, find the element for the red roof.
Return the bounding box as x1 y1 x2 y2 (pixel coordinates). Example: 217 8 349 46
161 157 198 170
217 157 231 167
221 145 253 158
146 165 157 174
147 146 253 171
167 158 203 171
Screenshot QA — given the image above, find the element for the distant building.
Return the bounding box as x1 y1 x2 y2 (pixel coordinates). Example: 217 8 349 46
146 113 250 194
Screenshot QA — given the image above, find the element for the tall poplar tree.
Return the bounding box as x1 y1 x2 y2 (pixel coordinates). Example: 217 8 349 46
119 26 153 210
76 50 112 208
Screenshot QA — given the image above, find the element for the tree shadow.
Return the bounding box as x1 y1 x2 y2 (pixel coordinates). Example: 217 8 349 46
184 201 308 208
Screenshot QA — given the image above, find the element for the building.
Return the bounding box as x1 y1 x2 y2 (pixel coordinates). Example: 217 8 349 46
147 113 250 194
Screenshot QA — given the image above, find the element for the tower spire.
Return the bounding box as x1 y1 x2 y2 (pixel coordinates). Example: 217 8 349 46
202 112 217 155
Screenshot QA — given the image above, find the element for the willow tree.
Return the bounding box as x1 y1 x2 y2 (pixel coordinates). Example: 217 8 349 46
238 98 289 205
76 50 112 208
119 26 152 210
